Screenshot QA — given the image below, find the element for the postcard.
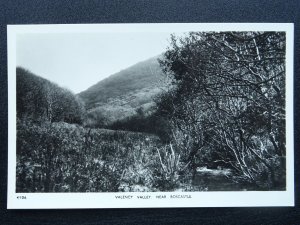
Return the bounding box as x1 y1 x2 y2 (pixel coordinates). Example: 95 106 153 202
7 23 294 208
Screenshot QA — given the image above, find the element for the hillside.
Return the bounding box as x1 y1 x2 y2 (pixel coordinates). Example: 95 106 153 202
78 56 169 125
17 67 85 124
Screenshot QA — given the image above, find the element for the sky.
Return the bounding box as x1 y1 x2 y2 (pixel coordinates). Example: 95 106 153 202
16 32 177 94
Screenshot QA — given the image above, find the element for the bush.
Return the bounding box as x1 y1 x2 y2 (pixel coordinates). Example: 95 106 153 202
152 144 189 191
16 119 166 192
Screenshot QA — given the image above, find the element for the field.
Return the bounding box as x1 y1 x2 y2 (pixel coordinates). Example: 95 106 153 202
17 120 184 192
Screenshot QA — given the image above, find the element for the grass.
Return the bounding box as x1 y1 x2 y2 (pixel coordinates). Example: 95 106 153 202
17 120 167 192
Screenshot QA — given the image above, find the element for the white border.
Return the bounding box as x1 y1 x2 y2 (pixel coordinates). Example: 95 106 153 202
7 23 294 209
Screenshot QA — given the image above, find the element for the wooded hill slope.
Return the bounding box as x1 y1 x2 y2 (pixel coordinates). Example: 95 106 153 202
78 56 169 126
17 67 85 124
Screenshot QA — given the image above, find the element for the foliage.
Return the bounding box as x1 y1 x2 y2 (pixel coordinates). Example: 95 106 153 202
152 144 190 190
17 67 85 124
16 119 177 192
16 31 286 192
158 31 286 189
108 106 170 138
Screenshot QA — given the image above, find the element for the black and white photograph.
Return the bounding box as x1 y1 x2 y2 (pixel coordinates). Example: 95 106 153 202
7 23 294 208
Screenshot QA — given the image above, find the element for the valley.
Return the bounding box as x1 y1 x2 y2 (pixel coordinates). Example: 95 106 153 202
16 31 286 193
